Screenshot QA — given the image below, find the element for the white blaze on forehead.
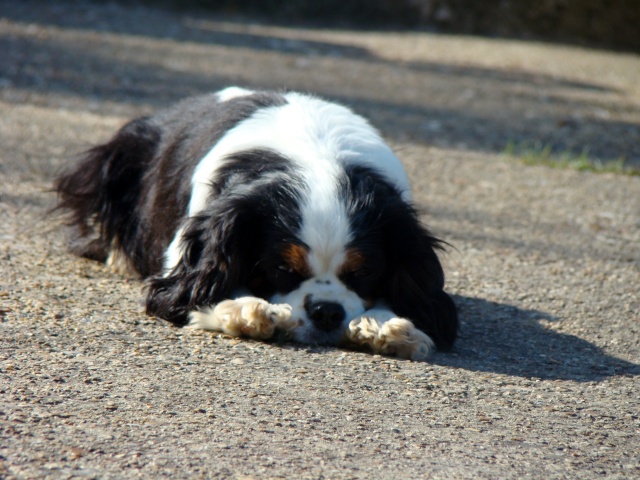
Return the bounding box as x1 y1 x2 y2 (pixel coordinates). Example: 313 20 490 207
300 199 351 275
297 158 351 275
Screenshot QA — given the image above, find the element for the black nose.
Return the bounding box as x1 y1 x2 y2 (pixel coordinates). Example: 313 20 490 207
305 301 346 332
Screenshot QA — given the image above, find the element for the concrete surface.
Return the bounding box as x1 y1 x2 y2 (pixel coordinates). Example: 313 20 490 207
1 1 639 478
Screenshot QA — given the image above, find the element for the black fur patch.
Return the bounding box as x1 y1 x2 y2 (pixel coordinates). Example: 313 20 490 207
339 165 459 349
145 149 305 325
55 91 288 277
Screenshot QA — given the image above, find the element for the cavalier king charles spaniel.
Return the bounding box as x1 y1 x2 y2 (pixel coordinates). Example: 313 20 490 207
55 87 458 360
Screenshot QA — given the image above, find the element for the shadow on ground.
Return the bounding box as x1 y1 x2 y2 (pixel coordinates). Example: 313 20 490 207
2 3 639 165
431 295 640 382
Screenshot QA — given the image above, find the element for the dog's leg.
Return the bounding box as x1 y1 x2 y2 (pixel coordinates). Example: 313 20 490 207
346 307 435 361
188 297 299 339
106 241 138 276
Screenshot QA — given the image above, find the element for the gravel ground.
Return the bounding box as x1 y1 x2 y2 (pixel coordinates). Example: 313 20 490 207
1 1 639 479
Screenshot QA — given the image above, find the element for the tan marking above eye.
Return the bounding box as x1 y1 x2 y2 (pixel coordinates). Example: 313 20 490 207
339 248 367 276
281 243 312 277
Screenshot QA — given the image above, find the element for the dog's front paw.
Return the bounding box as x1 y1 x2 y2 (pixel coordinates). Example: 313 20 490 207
233 300 280 338
346 316 380 345
377 318 435 361
347 316 435 361
239 300 298 337
189 298 297 339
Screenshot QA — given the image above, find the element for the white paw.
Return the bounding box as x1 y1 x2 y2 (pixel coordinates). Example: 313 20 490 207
346 316 381 344
347 317 435 361
188 298 298 340
242 301 298 337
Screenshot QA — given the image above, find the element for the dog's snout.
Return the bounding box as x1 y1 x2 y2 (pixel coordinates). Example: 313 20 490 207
305 300 346 331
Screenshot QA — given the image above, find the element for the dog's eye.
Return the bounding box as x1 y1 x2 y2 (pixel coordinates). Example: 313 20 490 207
276 264 295 274
352 268 372 278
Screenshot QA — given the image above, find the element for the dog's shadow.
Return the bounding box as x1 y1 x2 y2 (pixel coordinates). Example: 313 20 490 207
429 295 639 381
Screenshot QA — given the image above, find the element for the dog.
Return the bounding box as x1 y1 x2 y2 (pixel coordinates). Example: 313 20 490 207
55 87 458 360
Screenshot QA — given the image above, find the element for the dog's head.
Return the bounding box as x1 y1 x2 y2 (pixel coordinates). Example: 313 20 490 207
147 161 457 349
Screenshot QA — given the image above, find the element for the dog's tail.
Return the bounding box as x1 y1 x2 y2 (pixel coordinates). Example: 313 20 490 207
54 117 160 271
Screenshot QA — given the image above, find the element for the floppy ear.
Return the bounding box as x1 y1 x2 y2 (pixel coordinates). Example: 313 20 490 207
382 202 458 350
54 117 160 272
145 196 263 326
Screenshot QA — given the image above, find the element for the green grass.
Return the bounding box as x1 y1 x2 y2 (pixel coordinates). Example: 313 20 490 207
503 141 639 176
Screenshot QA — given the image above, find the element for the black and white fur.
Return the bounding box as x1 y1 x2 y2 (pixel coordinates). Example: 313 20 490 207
55 87 458 360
